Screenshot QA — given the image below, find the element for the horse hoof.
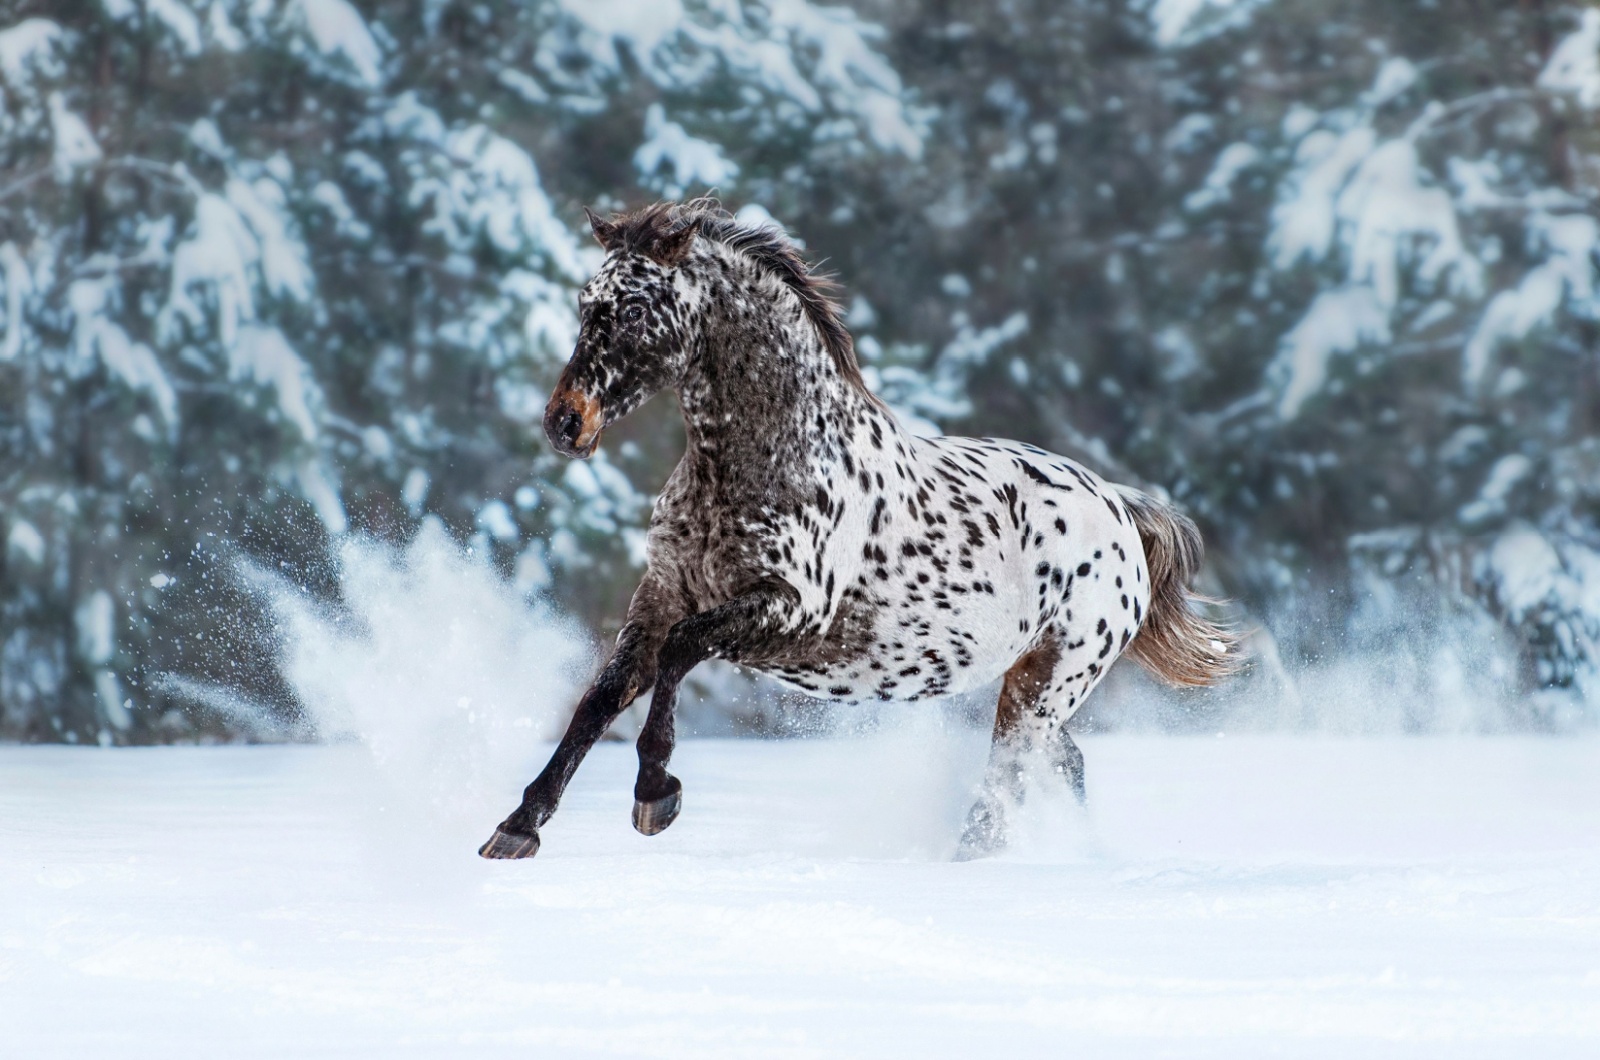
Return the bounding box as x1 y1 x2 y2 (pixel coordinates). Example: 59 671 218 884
953 835 1001 862
478 828 540 859
632 785 682 836
954 800 1006 861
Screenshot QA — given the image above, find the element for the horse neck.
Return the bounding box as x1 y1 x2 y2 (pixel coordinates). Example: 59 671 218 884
675 255 868 483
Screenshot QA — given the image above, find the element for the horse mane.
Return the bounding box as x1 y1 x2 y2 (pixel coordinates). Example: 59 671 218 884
599 198 873 397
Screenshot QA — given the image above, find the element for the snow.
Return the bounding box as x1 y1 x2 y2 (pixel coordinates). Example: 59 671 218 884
3 734 1597 1057
1154 324 1201 381
187 117 227 159
91 670 130 734
554 0 922 158
72 591 114 667
290 0 384 87
496 67 549 104
310 179 370 240
862 310 1030 432
1184 141 1259 211
1261 42 1600 417
1476 528 1600 701
1270 64 1481 309
634 103 740 198
224 175 314 303
73 591 132 734
360 424 392 459
1281 102 1319 139
1484 527 1580 622
560 453 652 545
67 273 180 429
1539 9 1600 109
1363 57 1418 108
1146 0 1259 46
97 330 177 429
932 312 1029 402
1270 125 1377 269
146 0 202 56
1463 213 1599 389
47 91 102 177
10 534 1559 1053
1 240 33 360
389 101 586 283
9 528 1600 1052
7 519 45 565
271 519 593 751
557 0 687 60
295 459 348 535
1460 453 1532 523
556 0 688 60
0 18 61 85
229 324 322 441
759 0 922 157
733 202 797 244
1164 111 1215 153
164 180 316 349
1336 139 1474 309
206 0 245 52
1272 285 1391 419
401 467 430 515
477 500 520 542
1263 55 1535 415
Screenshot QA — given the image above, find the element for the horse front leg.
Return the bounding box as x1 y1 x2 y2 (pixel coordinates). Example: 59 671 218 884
632 579 802 836
479 620 664 859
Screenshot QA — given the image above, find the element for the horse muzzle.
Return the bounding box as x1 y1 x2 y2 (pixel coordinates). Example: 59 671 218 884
544 385 604 458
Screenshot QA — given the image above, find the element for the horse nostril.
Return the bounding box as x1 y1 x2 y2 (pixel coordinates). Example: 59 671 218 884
544 388 600 455
559 408 584 447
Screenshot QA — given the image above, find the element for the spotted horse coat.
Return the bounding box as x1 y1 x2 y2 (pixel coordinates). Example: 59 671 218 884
480 199 1237 861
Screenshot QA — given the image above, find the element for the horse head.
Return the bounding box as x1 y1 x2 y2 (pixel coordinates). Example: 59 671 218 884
543 206 702 458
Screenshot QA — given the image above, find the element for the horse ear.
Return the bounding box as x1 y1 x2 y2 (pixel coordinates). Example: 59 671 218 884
649 218 701 267
585 206 620 251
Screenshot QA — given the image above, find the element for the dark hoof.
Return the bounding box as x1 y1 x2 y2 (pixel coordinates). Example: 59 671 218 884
478 828 540 859
632 780 683 836
954 829 1004 862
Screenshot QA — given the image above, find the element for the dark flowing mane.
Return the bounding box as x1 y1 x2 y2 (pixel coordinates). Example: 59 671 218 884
600 198 871 395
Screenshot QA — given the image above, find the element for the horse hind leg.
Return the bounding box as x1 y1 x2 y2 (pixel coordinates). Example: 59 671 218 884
1056 726 1086 803
956 629 1088 860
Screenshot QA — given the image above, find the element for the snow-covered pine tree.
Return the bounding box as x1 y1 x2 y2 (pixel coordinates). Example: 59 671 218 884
0 0 920 742
1164 1 1600 723
821 0 1600 725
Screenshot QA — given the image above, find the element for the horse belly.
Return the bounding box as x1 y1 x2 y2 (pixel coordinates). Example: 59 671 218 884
753 614 1018 703
754 536 1043 703
740 435 1151 704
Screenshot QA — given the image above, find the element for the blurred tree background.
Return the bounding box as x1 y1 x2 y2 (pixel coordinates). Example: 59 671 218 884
2 0 1598 742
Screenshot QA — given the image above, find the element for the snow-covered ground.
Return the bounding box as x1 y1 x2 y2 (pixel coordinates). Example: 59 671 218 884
3 733 1598 1058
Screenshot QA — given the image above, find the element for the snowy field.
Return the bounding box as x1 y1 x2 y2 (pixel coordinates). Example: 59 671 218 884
3 733 1598 1058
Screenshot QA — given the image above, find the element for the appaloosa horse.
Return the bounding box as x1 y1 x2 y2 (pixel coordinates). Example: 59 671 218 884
480 199 1235 860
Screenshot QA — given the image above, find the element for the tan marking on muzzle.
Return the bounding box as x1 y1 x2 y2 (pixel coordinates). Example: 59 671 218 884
545 385 605 457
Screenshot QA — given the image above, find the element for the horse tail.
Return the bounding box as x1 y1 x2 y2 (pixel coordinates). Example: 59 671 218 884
1115 487 1240 687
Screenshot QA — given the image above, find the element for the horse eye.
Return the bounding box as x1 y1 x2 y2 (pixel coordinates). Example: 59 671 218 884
622 304 644 324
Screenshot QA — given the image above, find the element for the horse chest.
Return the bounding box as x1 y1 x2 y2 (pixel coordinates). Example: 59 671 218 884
648 484 791 613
